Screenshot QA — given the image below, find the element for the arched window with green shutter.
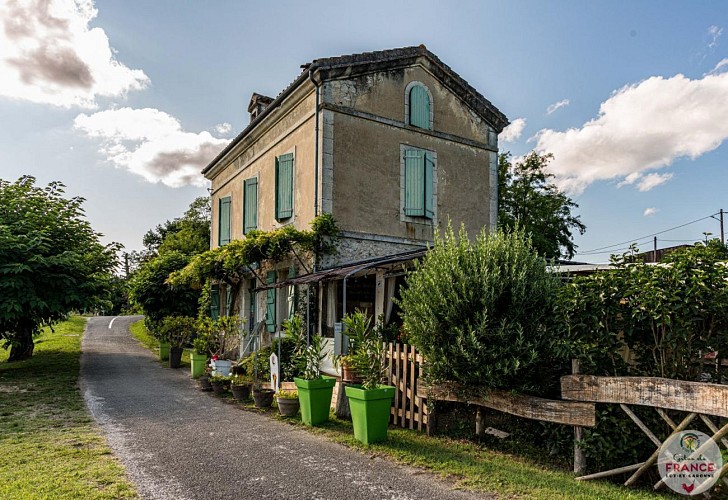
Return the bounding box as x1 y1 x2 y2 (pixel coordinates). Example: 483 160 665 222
408 83 431 130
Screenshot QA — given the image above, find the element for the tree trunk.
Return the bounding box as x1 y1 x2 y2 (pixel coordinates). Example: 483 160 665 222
8 323 35 361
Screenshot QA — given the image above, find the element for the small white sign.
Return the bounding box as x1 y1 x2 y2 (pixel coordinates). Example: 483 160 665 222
269 353 279 391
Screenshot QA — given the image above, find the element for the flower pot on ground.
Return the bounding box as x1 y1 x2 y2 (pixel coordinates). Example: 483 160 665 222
293 334 335 425
345 384 395 444
169 346 183 368
252 388 275 408
158 341 170 361
189 350 207 378
159 316 196 370
198 374 212 391
276 389 300 417
230 374 252 401
211 358 232 376
210 374 231 395
196 315 243 376
342 310 394 444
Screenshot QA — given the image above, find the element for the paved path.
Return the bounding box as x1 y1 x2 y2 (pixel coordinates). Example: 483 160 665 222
80 316 482 500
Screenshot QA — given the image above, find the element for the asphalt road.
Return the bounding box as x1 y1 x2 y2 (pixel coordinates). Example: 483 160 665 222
80 316 484 500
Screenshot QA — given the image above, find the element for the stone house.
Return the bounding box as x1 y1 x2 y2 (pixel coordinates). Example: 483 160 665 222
202 45 508 357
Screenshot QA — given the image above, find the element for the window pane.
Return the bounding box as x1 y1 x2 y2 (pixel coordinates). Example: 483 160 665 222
409 85 430 130
404 150 425 216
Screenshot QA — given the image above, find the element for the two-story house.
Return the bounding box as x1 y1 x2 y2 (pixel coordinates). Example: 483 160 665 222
202 45 508 352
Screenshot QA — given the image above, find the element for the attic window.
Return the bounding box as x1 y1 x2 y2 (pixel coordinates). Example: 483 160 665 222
405 82 432 130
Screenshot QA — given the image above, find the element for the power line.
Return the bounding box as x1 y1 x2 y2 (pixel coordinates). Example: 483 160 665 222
578 212 719 254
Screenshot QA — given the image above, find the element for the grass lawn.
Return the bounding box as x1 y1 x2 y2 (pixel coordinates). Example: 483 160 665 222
0 316 137 499
129 319 190 366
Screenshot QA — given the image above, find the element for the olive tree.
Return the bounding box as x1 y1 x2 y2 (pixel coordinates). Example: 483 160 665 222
0 176 118 361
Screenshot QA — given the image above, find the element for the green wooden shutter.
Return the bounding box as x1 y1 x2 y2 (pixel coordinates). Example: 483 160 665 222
265 271 276 333
404 150 425 216
409 85 430 130
210 284 220 321
275 153 294 220
243 178 257 234
218 196 231 246
424 152 434 219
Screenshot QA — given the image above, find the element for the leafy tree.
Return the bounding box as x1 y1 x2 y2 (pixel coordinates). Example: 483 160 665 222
498 151 585 260
398 223 563 394
144 196 211 257
128 251 199 332
0 176 119 361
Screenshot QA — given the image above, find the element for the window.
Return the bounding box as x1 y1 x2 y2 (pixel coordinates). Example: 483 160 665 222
210 284 220 321
404 149 434 218
218 196 231 246
275 153 294 220
406 83 432 130
243 177 257 234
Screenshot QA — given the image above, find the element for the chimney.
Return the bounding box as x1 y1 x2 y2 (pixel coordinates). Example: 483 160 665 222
248 93 274 122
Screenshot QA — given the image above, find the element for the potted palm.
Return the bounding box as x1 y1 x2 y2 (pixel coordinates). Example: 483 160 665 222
159 316 196 369
276 389 300 417
343 311 395 444
248 351 274 408
294 334 336 426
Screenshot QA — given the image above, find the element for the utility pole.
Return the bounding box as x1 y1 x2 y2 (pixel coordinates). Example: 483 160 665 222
124 253 130 279
721 209 725 245
653 236 657 263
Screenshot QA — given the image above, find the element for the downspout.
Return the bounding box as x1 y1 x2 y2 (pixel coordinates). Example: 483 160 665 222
308 66 321 344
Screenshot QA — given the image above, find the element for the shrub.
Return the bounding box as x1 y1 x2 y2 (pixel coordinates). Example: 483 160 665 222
398 224 562 393
158 316 196 348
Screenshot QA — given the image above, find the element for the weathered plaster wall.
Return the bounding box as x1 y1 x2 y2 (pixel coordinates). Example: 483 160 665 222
209 89 317 248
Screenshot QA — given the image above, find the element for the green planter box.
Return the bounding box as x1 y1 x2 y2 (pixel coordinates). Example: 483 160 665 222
294 376 336 426
158 342 170 361
345 385 395 445
189 351 207 378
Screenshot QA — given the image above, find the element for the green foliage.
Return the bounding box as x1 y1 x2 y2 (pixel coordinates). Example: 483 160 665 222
195 315 243 358
168 214 340 289
281 314 306 381
0 176 119 361
158 316 196 348
230 373 252 386
143 196 211 257
297 334 326 380
560 240 728 471
343 310 386 390
498 152 585 260
128 251 200 331
276 389 298 399
398 223 563 393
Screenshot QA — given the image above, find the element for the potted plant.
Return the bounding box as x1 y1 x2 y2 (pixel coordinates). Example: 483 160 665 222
246 350 274 408
209 374 231 395
199 315 243 376
276 389 300 417
189 326 210 378
230 373 252 401
198 365 213 391
343 310 395 444
294 334 336 426
159 316 196 369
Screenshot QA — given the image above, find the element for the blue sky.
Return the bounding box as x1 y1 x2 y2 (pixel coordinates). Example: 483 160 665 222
1 0 727 262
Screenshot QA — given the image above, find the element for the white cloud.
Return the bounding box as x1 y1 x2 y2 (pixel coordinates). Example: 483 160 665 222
546 99 570 115
534 72 728 194
643 207 659 217
499 118 526 143
708 25 723 49
708 58 728 75
0 0 148 108
215 122 233 135
74 107 229 187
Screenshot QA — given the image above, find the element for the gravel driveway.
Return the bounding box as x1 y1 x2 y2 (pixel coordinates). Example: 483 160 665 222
80 315 484 500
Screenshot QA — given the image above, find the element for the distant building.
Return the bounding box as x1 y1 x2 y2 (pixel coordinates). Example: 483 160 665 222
202 46 508 354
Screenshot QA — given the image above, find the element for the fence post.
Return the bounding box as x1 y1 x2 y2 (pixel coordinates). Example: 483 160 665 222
572 359 586 475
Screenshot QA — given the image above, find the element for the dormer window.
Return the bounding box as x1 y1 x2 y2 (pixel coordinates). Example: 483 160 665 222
405 82 432 130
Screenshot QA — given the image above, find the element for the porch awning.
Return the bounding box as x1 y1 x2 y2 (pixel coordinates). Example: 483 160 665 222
254 248 427 291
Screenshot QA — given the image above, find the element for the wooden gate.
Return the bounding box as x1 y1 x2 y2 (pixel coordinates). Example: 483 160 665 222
384 343 427 430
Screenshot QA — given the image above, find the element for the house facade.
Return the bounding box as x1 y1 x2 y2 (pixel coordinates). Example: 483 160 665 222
202 45 508 353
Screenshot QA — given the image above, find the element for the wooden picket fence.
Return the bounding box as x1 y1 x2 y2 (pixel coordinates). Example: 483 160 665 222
384 342 428 431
